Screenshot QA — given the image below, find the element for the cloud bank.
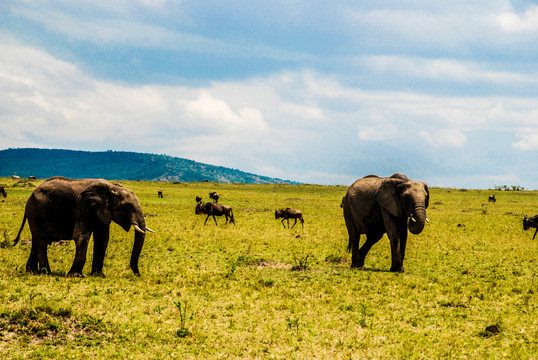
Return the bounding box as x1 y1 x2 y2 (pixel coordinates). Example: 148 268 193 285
0 1 537 189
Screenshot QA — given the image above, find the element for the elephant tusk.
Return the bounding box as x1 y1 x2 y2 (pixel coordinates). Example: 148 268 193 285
133 224 146 234
410 216 416 223
145 227 155 233
426 218 430 223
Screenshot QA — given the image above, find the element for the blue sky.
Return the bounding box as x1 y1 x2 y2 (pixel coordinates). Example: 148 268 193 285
0 1 537 189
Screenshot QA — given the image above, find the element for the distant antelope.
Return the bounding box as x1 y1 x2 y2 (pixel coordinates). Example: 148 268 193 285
488 195 496 202
0 186 6 198
275 208 304 229
523 215 538 240
209 192 219 203
196 202 235 225
157 190 163 198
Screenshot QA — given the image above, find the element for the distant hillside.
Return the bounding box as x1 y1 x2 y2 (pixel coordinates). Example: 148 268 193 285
0 148 296 184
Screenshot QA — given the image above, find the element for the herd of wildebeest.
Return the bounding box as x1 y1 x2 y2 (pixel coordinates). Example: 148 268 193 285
0 173 536 277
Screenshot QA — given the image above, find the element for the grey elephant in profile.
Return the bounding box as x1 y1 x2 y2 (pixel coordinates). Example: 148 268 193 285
342 173 429 272
13 177 154 277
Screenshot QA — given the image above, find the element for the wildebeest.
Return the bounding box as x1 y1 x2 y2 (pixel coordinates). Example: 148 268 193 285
157 190 163 198
196 202 235 225
488 195 496 202
0 186 6 198
209 192 219 203
523 215 538 240
275 208 304 229
196 196 202 204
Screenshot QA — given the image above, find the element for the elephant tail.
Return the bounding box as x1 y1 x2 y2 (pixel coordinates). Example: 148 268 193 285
13 213 27 246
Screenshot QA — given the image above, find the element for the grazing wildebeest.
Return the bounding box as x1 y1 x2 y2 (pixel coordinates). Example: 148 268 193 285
157 190 163 198
196 196 202 204
0 186 6 198
196 202 235 225
488 195 496 202
523 215 538 240
275 208 304 229
209 192 219 203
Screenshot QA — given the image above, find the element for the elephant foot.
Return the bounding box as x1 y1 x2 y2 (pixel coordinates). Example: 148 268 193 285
26 266 38 273
390 266 405 273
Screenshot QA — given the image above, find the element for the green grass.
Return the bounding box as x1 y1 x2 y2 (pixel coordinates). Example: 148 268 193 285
0 179 536 358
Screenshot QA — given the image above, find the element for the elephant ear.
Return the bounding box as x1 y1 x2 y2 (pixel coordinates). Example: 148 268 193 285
422 182 430 209
81 187 112 225
376 178 404 217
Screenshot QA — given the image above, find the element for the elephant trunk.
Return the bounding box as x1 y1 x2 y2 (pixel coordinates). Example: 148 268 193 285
408 205 427 235
130 229 145 276
130 214 146 276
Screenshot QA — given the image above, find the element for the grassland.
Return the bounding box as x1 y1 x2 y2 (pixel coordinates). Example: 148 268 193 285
0 178 536 359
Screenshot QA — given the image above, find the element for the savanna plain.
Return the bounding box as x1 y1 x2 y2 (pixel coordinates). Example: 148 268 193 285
0 178 536 359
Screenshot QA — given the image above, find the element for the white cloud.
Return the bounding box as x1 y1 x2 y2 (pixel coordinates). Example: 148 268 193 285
512 128 538 150
183 91 268 135
419 129 466 148
362 56 538 85
1 37 537 187
497 5 538 32
358 123 398 141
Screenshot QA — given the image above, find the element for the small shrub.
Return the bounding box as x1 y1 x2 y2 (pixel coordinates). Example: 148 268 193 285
258 278 275 287
174 300 190 338
291 254 311 271
325 253 345 264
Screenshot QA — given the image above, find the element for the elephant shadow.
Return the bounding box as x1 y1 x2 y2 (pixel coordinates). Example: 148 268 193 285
354 267 393 273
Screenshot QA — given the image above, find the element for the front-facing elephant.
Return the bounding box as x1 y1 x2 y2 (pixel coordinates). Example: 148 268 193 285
13 177 154 277
342 174 429 272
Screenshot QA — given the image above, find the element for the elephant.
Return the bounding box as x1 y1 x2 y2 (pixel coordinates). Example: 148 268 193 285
342 174 429 272
13 177 154 277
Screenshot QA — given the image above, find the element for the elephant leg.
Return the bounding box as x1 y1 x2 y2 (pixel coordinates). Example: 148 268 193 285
344 209 362 268
350 233 362 268
387 229 405 272
357 233 383 268
68 233 91 277
27 233 51 274
399 229 408 262
91 225 110 276
382 214 406 272
26 241 40 273
37 242 51 274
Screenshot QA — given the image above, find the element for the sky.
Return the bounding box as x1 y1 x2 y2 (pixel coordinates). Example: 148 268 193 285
0 0 537 189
